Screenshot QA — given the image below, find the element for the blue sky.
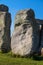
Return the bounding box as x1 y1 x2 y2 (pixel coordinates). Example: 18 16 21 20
0 0 43 35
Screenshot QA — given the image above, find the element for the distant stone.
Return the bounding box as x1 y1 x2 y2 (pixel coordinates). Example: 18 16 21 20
41 48 43 56
0 4 9 12
11 9 40 56
40 25 43 56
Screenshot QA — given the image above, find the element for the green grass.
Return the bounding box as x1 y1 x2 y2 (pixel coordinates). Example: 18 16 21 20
0 52 43 65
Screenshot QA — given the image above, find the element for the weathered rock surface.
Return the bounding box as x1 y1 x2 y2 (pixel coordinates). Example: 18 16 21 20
11 9 40 56
0 4 11 52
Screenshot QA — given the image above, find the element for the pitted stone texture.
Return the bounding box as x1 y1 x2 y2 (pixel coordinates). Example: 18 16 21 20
0 12 6 49
0 4 8 12
11 9 40 56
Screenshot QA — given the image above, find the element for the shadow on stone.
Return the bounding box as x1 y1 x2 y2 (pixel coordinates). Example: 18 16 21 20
0 4 9 12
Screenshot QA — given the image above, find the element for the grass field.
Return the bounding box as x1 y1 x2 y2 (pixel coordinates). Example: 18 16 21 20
0 52 43 65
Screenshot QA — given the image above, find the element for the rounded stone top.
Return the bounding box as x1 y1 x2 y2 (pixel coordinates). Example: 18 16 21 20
0 4 9 12
15 9 35 26
16 9 35 18
26 9 35 19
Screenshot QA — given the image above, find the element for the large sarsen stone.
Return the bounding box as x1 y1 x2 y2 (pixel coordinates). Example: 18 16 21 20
0 4 11 52
11 9 40 56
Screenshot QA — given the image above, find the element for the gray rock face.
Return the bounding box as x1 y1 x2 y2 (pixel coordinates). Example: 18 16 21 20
11 9 40 56
0 4 11 52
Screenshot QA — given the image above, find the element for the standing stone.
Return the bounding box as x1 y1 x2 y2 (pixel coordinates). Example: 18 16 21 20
35 19 43 55
0 4 11 52
11 9 40 56
39 25 43 56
